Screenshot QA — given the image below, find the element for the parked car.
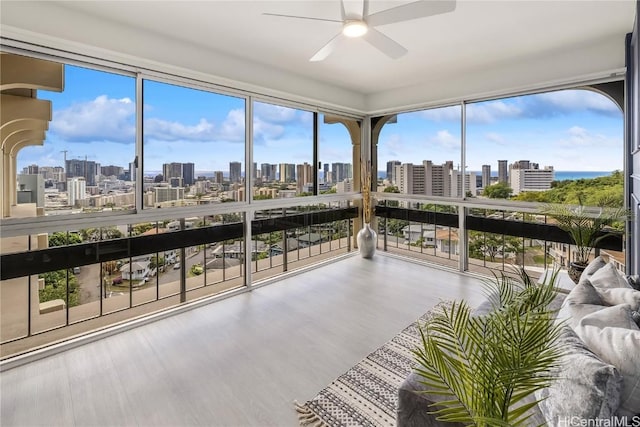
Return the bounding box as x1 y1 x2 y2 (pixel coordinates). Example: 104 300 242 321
173 263 181 270
112 277 123 285
73 267 81 274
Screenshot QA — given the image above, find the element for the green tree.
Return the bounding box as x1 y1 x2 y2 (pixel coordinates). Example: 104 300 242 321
254 194 273 200
189 264 203 276
49 232 82 247
131 223 155 236
80 227 123 241
149 255 165 270
383 185 400 193
468 231 522 262
39 269 79 307
483 182 513 199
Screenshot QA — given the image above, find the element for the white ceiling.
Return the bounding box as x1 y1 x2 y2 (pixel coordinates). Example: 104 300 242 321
0 0 636 113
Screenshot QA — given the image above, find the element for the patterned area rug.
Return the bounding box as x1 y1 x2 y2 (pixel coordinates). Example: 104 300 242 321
295 310 435 427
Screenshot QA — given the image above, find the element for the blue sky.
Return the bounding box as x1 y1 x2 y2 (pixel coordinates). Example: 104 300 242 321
19 64 623 174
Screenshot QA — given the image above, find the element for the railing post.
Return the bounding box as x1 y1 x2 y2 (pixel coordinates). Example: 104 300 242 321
458 205 468 272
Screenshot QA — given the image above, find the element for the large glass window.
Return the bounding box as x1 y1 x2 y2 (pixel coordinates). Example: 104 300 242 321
466 89 623 204
142 80 246 207
252 101 314 199
16 61 136 216
318 114 358 195
466 89 624 274
377 106 463 199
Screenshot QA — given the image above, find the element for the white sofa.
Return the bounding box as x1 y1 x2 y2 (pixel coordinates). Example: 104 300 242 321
397 257 640 427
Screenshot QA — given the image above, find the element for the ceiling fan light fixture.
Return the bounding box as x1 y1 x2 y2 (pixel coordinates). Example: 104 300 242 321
342 20 368 38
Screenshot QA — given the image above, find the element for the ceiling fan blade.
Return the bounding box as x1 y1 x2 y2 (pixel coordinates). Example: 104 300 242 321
367 0 456 27
262 13 342 23
362 28 407 59
363 0 369 19
310 33 345 62
340 0 346 21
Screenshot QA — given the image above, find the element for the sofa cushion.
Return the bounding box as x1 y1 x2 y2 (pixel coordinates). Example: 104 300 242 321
576 305 640 417
535 326 622 424
596 288 640 310
397 372 466 427
556 281 605 328
570 280 604 305
578 256 607 285
589 263 633 289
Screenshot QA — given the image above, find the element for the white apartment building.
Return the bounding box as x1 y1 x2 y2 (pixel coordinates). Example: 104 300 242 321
509 163 554 195
154 186 185 203
67 177 87 207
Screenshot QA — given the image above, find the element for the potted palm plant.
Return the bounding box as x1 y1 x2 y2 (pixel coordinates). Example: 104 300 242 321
413 269 563 426
541 197 629 283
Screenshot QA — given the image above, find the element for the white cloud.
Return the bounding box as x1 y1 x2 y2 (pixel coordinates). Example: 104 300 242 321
418 106 461 122
145 117 216 141
253 117 285 141
485 132 506 144
254 102 298 123
556 125 616 148
466 101 523 124
217 109 245 142
431 130 459 149
383 134 404 157
50 95 135 143
535 90 620 115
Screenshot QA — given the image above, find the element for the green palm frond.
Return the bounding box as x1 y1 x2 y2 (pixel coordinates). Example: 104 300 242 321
414 268 563 426
541 199 631 264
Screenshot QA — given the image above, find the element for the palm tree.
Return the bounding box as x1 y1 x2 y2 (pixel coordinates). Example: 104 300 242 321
412 269 562 426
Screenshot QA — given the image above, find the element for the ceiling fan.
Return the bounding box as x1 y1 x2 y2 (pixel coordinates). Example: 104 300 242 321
263 0 456 62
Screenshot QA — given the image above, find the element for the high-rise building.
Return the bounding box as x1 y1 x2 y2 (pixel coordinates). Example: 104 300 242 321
424 160 453 196
66 159 98 186
260 163 272 181
279 163 295 182
498 160 508 183
451 170 477 197
183 162 195 185
163 163 183 183
296 162 314 193
323 163 330 183
229 161 242 183
22 164 39 175
101 165 124 177
154 186 185 203
386 160 401 182
395 163 425 194
67 177 87 206
214 171 224 184
509 162 554 195
331 162 352 183
481 165 491 188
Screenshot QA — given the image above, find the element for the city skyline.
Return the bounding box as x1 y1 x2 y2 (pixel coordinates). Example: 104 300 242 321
16 64 623 173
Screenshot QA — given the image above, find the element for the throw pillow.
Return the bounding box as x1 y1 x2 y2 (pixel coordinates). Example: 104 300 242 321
627 275 640 291
535 325 622 424
578 256 607 285
632 311 640 327
556 281 605 328
596 288 640 311
589 263 633 289
557 302 607 329
569 280 604 305
576 306 640 417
